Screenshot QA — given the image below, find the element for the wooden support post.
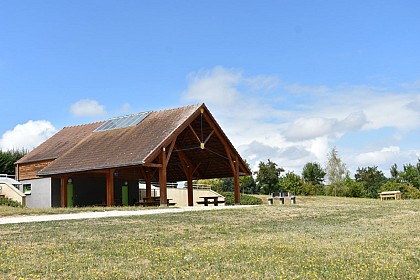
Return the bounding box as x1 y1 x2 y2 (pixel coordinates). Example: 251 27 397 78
140 166 152 198
234 158 240 205
60 175 68 208
159 148 168 206
177 148 195 207
106 169 115 207
145 168 152 198
187 171 193 206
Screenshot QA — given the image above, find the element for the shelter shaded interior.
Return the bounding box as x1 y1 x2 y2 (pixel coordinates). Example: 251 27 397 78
154 114 241 182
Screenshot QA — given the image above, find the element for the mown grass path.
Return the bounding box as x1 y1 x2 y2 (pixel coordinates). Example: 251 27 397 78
0 197 419 279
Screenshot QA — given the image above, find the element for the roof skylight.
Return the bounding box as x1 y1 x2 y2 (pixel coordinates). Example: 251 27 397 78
94 111 150 132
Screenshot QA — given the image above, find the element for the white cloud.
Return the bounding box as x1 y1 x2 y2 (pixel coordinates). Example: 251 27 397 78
284 83 329 95
70 99 106 117
117 103 132 114
284 112 367 141
355 146 400 166
309 90 420 132
401 79 420 89
284 117 336 141
0 120 56 151
181 66 420 174
337 112 367 131
182 66 242 106
245 75 280 92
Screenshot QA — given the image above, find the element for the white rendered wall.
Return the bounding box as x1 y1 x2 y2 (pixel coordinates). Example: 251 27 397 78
21 178 52 208
167 188 225 207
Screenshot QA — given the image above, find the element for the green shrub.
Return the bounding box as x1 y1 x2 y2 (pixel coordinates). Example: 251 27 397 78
301 183 324 196
324 183 348 197
220 192 263 205
0 197 22 207
344 180 366 198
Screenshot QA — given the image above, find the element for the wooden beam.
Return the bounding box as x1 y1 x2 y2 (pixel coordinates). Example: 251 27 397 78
140 166 152 198
159 148 168 206
106 169 115 207
234 157 240 205
201 111 241 204
143 163 162 168
192 162 202 178
177 147 202 178
203 130 215 145
201 110 250 176
166 137 177 164
187 172 193 206
178 152 195 206
60 175 68 208
189 124 201 145
15 164 19 181
145 168 151 198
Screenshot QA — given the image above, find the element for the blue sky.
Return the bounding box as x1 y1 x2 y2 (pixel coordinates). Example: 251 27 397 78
1 1 419 176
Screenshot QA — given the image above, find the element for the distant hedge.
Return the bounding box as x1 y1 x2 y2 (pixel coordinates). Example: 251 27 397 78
220 192 263 205
0 197 22 207
379 182 420 199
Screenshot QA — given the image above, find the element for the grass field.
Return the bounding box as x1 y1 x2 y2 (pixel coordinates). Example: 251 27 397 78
0 196 419 279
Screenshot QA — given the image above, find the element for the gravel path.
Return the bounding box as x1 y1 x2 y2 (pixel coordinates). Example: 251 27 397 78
0 205 256 225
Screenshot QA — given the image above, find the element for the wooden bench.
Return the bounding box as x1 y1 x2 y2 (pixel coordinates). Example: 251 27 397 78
379 191 401 200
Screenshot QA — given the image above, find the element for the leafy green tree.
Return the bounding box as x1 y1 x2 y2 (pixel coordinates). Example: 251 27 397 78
0 149 27 175
390 163 400 181
194 178 224 192
255 159 284 194
355 166 387 198
195 160 257 194
219 177 234 192
343 174 366 198
238 160 258 194
302 162 326 186
202 161 257 194
325 147 348 196
240 175 258 194
400 161 420 189
279 171 303 195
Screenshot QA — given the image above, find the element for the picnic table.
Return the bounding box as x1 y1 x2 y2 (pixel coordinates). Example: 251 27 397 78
267 193 296 205
379 191 401 200
197 196 225 206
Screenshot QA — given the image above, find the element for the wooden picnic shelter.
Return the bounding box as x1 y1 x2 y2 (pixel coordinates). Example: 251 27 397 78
15 104 250 207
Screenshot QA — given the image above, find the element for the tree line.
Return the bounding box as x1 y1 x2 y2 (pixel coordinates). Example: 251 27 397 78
0 149 27 175
197 148 420 199
2 147 419 199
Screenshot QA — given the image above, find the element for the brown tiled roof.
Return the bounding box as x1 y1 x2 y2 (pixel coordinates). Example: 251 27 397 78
16 122 104 164
36 104 202 175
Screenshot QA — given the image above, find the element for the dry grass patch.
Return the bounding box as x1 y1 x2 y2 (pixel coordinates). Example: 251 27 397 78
1 197 419 279
0 205 161 217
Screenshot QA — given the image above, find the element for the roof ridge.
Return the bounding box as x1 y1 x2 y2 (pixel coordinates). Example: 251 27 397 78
63 121 105 129
62 104 202 129
151 103 202 114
